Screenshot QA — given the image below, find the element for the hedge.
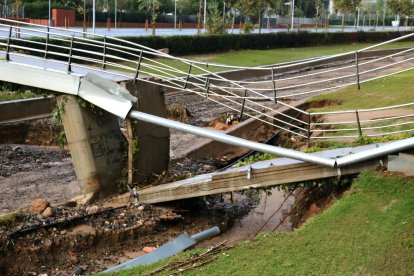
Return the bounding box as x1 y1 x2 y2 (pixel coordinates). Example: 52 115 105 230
0 31 412 62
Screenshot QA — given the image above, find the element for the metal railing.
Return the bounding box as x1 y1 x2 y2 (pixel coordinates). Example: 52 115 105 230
0 18 414 143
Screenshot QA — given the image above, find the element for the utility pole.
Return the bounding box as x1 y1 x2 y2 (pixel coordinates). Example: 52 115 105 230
93 0 96 34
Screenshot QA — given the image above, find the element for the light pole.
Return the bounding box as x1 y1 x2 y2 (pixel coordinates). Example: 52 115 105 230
356 7 360 30
291 0 295 32
115 0 117 28
204 0 206 31
174 0 177 30
48 0 51 26
93 0 96 34
223 2 226 21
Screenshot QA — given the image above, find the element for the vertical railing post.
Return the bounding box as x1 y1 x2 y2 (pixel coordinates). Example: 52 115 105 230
67 35 74 72
271 67 277 103
239 90 248 122
355 110 363 137
204 76 210 97
5 25 12 61
102 36 107 69
307 113 311 148
355 51 360 90
44 27 50 59
183 63 192 89
133 51 143 84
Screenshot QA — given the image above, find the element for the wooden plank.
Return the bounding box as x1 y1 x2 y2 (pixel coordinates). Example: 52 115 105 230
138 158 384 204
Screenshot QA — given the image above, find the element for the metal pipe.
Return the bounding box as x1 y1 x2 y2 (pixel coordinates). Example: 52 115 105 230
128 110 336 167
336 137 414 167
191 226 220 242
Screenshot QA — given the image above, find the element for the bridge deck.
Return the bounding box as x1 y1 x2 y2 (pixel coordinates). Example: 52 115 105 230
136 144 385 204
0 51 137 82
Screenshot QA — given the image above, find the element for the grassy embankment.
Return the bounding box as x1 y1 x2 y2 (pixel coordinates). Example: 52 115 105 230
307 71 414 140
112 171 414 275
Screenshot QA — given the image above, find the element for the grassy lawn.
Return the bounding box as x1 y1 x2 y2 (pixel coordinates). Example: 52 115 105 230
114 171 414 275
115 41 413 77
308 70 414 112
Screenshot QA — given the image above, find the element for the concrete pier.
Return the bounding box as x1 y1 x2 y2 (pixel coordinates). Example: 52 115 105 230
57 95 126 199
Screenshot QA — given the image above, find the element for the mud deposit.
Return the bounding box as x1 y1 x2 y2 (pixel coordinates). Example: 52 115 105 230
0 198 240 275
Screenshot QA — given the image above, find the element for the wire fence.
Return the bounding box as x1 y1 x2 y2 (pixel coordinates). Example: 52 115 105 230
0 18 414 143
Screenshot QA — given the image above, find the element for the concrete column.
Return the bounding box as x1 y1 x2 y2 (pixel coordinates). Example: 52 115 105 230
57 95 126 199
124 79 170 184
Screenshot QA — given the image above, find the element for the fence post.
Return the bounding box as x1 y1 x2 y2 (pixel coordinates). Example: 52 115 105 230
355 110 363 137
67 35 74 72
239 90 248 122
102 36 107 69
355 51 360 90
133 51 143 84
183 63 192 89
204 77 210 97
5 25 12 61
44 27 50 59
307 113 311 148
271 67 277 103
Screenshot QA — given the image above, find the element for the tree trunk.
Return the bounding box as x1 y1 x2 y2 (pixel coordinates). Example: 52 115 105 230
341 14 345 32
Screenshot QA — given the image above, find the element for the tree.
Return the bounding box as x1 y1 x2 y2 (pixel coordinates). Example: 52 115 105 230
387 0 414 28
334 0 362 31
138 0 161 35
206 1 230 34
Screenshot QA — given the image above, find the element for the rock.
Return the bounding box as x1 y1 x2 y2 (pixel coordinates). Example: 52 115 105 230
157 48 169 54
68 251 79 264
65 201 77 208
42 207 53 217
71 193 96 206
28 198 50 214
60 230 67 235
137 205 145 211
86 205 99 215
73 266 84 276
143 246 156 253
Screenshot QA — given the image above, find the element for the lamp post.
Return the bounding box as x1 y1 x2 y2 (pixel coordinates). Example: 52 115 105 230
291 0 295 32
174 0 177 30
115 0 117 28
204 0 206 31
356 7 360 30
93 0 96 34
48 0 51 26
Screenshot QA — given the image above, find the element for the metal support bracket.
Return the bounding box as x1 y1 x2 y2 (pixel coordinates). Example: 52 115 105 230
239 89 248 122
102 36 107 69
271 67 277 103
44 27 50 59
355 110 363 137
336 167 342 180
355 51 360 90
247 164 252 180
5 26 12 61
133 51 143 84
67 35 74 73
183 63 192 89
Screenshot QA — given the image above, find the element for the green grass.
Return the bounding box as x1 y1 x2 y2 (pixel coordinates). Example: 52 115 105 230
0 90 39 102
115 41 413 77
308 71 414 112
117 171 414 275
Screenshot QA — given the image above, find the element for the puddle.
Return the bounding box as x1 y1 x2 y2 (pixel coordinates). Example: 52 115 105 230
199 188 295 246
